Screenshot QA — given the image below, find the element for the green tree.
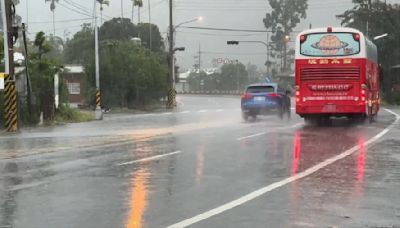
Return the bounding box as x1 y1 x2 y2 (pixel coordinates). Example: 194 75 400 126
187 71 219 91
219 62 249 91
247 63 262 84
85 40 168 108
340 1 400 101
137 23 164 51
64 23 94 65
99 18 138 41
263 0 308 71
30 32 63 121
45 0 59 36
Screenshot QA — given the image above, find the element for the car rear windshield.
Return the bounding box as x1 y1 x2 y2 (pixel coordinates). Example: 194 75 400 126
246 86 275 93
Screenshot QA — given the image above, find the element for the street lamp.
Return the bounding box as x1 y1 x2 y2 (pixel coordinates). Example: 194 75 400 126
175 16 203 30
167 16 202 108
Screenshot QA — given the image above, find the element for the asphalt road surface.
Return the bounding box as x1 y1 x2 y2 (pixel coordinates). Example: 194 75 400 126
0 95 400 228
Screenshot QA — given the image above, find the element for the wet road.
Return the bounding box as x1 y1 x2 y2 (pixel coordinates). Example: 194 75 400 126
1 95 400 228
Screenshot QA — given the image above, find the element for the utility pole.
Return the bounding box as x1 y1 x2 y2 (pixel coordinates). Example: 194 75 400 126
148 0 152 50
167 0 175 108
198 44 201 72
367 0 372 37
2 0 18 132
121 0 124 18
22 23 32 121
94 0 102 120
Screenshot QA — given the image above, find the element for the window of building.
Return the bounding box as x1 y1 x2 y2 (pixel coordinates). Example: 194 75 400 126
67 82 80 95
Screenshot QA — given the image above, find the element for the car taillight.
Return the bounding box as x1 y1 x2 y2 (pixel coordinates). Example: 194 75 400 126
267 93 279 97
241 93 253 99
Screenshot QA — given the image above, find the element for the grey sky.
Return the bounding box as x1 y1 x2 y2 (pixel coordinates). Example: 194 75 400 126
14 0 396 71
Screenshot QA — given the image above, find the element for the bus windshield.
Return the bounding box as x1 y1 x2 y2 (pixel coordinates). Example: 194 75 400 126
300 33 360 57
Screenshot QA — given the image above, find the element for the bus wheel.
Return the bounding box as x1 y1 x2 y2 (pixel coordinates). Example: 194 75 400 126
368 107 374 123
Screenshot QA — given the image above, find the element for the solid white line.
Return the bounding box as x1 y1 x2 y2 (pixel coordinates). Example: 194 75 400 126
167 110 400 228
116 151 182 166
216 109 224 112
162 112 173 115
383 108 400 118
180 111 191 114
198 110 208 113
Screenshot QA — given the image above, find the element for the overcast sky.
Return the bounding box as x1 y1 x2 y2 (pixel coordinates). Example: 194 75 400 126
12 0 398 71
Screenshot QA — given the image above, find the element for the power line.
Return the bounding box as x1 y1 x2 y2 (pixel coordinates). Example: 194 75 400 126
29 17 93 24
58 2 94 17
179 26 273 33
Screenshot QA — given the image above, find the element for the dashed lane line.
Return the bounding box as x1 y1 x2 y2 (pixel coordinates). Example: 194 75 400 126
236 123 303 141
167 109 400 228
116 151 182 166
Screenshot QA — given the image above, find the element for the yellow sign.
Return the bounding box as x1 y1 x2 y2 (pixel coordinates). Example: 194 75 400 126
319 59 329 64
0 73 4 90
343 59 352 64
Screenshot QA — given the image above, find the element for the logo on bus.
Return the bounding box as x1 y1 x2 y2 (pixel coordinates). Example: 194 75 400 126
308 84 353 91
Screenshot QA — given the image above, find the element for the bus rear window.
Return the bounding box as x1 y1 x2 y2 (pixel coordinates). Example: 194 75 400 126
300 33 360 57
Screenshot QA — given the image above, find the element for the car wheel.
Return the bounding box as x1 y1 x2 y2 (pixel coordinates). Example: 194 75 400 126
278 106 284 119
286 107 291 119
242 112 249 121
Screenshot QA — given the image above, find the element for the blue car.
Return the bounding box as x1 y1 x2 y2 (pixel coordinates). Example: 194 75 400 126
241 83 291 121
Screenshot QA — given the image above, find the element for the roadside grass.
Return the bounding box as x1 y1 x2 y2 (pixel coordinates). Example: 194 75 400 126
54 105 94 124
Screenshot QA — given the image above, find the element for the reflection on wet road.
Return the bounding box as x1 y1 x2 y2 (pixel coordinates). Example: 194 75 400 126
0 95 400 228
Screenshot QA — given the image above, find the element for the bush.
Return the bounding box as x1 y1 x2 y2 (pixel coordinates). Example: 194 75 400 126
54 104 94 123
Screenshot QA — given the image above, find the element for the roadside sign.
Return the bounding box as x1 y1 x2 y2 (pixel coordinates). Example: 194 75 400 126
0 73 4 90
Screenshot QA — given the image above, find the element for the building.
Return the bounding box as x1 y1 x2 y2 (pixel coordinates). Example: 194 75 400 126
61 65 86 108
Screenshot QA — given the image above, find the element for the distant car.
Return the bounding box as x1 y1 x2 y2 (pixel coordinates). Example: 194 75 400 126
241 83 291 121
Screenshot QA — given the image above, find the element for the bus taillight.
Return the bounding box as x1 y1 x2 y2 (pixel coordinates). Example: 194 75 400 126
353 33 361 41
295 91 300 102
300 35 307 43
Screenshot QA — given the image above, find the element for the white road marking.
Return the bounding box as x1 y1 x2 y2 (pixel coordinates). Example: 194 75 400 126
116 151 182 166
167 109 400 228
236 123 303 141
198 110 208 113
216 109 224 112
236 132 266 141
180 111 191 114
162 112 173 115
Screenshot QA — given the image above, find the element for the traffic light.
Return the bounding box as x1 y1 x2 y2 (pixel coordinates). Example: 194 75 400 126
227 41 239 45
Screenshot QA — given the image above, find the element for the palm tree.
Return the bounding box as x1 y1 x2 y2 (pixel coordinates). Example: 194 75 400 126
130 0 135 23
96 0 110 24
45 0 59 36
134 0 143 23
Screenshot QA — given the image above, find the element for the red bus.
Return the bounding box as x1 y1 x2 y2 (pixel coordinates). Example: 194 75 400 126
295 27 380 123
